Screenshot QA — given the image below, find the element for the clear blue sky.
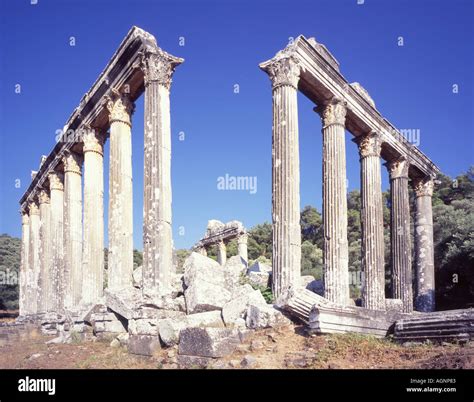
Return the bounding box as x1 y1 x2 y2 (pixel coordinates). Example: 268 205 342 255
0 0 472 250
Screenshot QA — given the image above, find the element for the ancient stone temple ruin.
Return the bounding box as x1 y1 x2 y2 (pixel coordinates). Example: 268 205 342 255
11 29 472 362
18 27 184 327
192 220 248 266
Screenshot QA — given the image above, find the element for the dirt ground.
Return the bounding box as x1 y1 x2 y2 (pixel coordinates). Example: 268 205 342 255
0 320 472 369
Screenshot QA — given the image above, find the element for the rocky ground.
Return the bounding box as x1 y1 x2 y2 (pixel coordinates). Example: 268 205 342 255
1 318 472 369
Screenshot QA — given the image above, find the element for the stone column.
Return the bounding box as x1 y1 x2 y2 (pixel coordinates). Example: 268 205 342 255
49 172 64 311
27 199 40 315
82 128 105 304
63 151 83 309
413 177 435 312
38 189 52 313
106 92 134 291
238 233 248 263
260 54 301 299
387 157 413 313
217 240 227 266
316 99 349 305
19 211 30 316
357 132 385 310
140 49 183 297
197 247 207 257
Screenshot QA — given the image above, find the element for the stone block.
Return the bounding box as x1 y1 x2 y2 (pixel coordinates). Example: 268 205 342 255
222 289 267 326
246 303 290 329
105 287 142 320
128 335 161 357
177 355 213 369
184 279 231 314
178 327 241 358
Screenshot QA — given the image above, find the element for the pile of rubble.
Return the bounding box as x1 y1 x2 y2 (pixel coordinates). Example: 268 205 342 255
38 252 292 367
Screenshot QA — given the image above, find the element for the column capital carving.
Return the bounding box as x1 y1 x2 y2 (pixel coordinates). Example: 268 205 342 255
104 91 135 127
413 177 434 197
28 200 40 216
357 131 382 159
62 151 83 176
237 233 248 243
387 157 409 180
139 49 183 89
316 98 347 127
38 188 50 204
82 126 105 156
260 53 300 90
48 171 64 191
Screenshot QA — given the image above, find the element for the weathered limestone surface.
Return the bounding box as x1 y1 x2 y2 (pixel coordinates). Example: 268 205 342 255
63 151 83 308
27 200 40 315
19 212 30 316
38 189 51 313
260 53 301 299
394 309 474 343
413 178 435 312
358 132 385 310
388 158 413 313
107 93 134 291
317 99 349 305
82 128 105 304
141 49 183 298
178 327 241 358
48 172 64 312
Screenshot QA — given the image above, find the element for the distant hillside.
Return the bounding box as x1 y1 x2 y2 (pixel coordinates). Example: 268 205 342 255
0 234 20 310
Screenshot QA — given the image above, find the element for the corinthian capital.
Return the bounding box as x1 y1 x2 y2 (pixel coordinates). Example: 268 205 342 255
105 91 135 126
82 126 105 156
387 157 409 180
38 188 50 204
413 177 434 197
28 200 40 216
62 151 83 175
317 98 347 127
48 171 64 191
260 53 300 89
358 131 382 159
140 49 183 89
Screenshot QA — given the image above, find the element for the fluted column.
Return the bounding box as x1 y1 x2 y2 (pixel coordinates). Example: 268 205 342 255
260 54 301 299
106 92 134 291
140 49 183 297
27 199 40 315
357 132 385 310
19 211 30 316
63 151 83 309
413 177 435 312
38 189 52 313
238 233 248 263
387 157 413 313
217 240 227 266
49 172 64 311
316 99 349 305
197 247 207 257
82 128 105 304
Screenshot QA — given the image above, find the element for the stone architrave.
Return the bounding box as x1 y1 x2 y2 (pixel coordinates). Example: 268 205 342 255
140 49 183 297
63 151 83 308
49 171 64 311
260 53 301 299
357 132 385 310
38 189 52 313
413 177 435 312
27 199 40 315
316 98 349 305
387 157 413 313
19 211 30 316
106 92 134 291
82 127 105 304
